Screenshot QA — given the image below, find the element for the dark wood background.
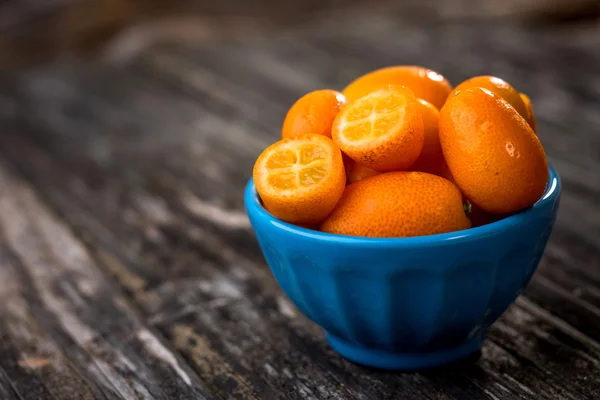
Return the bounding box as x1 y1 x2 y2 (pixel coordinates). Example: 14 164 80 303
0 1 599 399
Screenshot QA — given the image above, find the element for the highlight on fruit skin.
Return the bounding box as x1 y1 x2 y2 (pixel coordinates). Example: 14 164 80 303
332 85 425 172
253 134 346 225
447 75 528 121
321 171 471 238
439 87 548 215
342 65 453 109
281 89 346 139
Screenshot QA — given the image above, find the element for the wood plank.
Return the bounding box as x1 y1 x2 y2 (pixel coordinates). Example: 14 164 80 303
0 121 411 400
0 7 599 398
0 59 597 398
0 368 22 400
0 246 108 400
0 161 210 399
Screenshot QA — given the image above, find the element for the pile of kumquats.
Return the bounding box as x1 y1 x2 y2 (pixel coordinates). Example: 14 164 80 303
252 66 549 238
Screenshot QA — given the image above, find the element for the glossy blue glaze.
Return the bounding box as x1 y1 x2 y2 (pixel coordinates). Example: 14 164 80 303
245 165 561 370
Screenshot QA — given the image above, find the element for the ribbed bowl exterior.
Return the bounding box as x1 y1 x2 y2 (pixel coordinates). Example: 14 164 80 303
245 166 560 367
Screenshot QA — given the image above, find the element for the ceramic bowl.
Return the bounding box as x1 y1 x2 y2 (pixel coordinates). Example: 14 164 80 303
245 165 560 370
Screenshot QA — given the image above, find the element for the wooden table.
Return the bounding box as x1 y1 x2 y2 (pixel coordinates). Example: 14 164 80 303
0 5 599 399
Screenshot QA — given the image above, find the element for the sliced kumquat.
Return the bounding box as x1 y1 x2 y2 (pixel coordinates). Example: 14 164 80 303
253 134 346 224
332 85 424 172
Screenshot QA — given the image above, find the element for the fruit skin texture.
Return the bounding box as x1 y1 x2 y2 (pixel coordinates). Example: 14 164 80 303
342 65 452 109
520 92 537 132
332 85 425 172
439 162 500 227
253 134 346 225
282 89 346 139
346 161 380 184
447 75 528 121
439 87 549 214
410 99 444 175
321 171 471 238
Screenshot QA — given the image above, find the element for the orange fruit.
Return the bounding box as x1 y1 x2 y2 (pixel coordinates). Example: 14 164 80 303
321 172 471 237
447 76 528 121
331 85 425 172
440 163 499 227
342 152 354 177
439 160 454 183
520 92 537 132
467 202 503 227
410 99 444 175
342 66 452 109
346 161 380 184
253 134 346 224
282 89 346 139
439 87 548 214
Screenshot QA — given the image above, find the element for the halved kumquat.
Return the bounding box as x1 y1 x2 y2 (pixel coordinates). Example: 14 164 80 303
332 85 425 172
253 134 346 224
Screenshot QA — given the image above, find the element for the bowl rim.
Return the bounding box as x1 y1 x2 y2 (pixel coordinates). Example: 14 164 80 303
245 164 560 248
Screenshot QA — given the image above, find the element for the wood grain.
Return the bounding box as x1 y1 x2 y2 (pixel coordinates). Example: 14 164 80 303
0 5 598 399
0 162 210 399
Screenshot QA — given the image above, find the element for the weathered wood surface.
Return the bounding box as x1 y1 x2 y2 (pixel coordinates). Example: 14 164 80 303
1 0 599 69
0 5 599 399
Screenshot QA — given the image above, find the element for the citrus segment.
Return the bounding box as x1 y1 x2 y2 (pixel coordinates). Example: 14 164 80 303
253 134 346 224
439 87 548 214
266 149 297 168
321 172 471 238
267 170 297 189
282 89 346 139
332 85 424 172
342 66 452 109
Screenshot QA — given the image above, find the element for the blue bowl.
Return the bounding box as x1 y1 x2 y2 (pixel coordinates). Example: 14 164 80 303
245 165 561 370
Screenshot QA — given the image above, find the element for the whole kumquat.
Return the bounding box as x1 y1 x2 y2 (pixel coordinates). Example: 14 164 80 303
439 87 548 214
410 99 444 176
342 65 452 109
282 89 346 139
447 76 528 121
346 161 380 184
321 171 471 237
